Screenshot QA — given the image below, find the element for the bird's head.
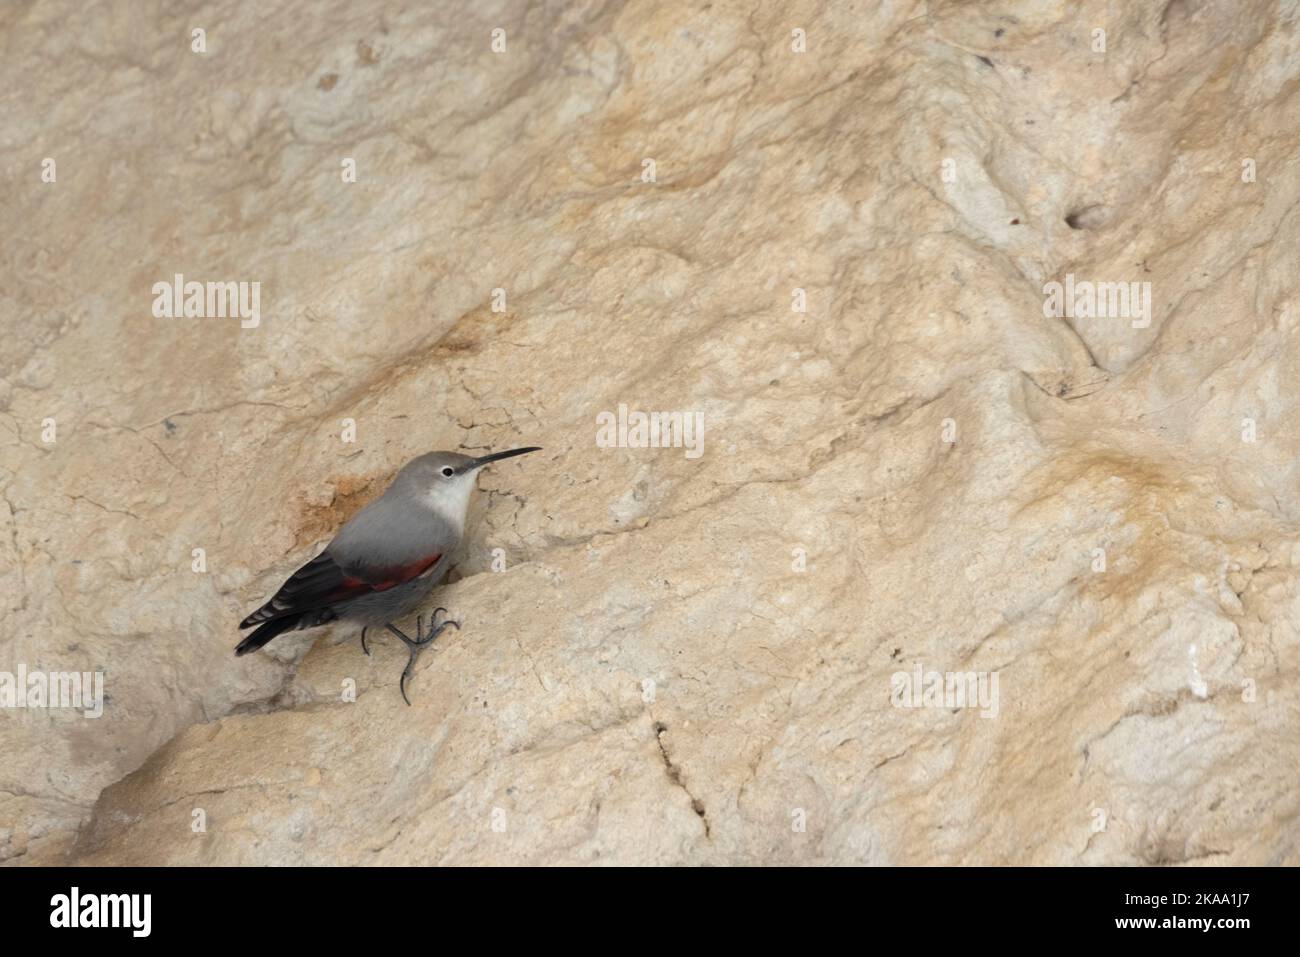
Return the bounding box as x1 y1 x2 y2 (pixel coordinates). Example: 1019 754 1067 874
404 447 542 523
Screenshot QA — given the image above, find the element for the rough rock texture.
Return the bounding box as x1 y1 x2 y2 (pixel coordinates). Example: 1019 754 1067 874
3 0 1299 865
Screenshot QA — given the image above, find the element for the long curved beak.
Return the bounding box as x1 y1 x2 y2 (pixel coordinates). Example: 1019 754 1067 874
468 446 542 471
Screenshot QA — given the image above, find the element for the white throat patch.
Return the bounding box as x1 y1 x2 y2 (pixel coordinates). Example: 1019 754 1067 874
422 471 477 531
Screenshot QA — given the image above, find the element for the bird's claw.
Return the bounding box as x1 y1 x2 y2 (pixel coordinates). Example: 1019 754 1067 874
416 608 450 642
359 626 371 657
400 657 417 707
386 611 461 705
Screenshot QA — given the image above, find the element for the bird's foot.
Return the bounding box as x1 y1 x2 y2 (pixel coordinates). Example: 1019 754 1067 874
385 608 461 705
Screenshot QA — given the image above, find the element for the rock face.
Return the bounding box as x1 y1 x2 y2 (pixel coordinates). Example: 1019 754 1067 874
3 0 1299 865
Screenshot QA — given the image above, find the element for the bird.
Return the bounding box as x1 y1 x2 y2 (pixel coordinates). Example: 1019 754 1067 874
235 447 541 704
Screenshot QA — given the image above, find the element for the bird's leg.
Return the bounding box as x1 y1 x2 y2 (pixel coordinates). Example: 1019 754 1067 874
385 608 461 706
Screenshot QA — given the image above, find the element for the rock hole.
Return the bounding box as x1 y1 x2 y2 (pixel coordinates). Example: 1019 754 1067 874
1064 205 1106 230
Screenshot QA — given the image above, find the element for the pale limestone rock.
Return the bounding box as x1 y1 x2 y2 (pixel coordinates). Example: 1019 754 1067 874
1 0 1298 865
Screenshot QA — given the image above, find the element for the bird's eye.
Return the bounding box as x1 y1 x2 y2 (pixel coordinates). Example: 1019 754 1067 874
440 466 455 477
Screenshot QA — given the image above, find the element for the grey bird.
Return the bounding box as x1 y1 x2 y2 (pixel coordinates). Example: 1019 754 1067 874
235 447 541 703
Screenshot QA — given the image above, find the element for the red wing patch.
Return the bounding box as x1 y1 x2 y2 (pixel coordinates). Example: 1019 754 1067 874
346 553 443 593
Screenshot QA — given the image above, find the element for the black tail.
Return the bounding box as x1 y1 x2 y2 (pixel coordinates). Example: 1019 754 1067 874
234 614 303 656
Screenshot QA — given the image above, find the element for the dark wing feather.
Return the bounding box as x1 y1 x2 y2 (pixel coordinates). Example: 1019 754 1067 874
239 549 442 628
